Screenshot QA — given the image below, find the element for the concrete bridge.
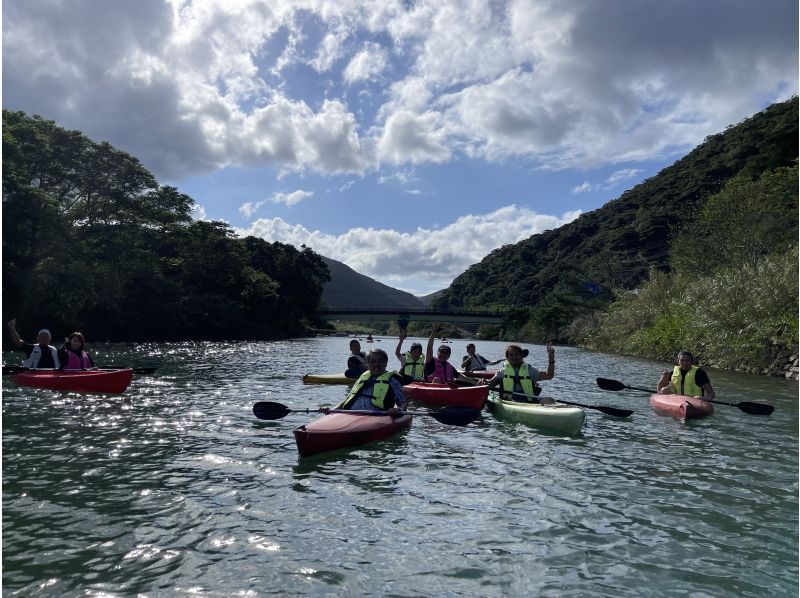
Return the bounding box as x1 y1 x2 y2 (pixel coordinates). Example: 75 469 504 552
318 308 506 330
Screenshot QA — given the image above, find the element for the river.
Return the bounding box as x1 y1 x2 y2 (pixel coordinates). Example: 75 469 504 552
3 338 798 596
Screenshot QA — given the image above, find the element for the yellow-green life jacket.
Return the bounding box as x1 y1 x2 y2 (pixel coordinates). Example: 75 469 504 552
501 362 536 401
671 365 704 396
338 370 400 410
402 352 425 380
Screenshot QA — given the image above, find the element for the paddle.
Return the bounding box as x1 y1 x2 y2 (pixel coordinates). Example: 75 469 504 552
252 401 481 426
505 391 634 418
3 365 157 375
595 377 775 416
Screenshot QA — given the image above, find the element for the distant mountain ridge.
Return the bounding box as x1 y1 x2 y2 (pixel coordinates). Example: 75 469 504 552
320 256 426 310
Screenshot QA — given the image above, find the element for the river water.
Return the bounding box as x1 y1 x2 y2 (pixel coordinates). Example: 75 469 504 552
2 338 797 596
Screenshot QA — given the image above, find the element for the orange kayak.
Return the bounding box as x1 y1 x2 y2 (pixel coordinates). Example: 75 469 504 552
649 394 714 420
293 412 413 457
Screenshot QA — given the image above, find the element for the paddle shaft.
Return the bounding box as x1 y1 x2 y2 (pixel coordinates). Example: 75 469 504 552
595 378 774 415
252 401 480 425
507 391 633 418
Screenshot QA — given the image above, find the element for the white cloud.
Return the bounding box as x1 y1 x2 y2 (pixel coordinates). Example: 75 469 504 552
235 205 581 293
271 189 314 206
192 204 209 221
3 0 796 178
572 182 592 194
239 201 265 219
607 168 643 184
343 42 389 84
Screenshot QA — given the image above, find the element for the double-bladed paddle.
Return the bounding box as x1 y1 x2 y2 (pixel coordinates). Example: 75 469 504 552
252 401 480 426
505 391 634 418
595 377 775 416
3 365 157 375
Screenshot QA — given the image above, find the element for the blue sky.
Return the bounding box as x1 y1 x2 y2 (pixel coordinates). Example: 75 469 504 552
4 0 797 295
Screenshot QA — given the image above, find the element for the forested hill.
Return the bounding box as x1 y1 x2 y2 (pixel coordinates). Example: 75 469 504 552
2 110 330 341
432 98 798 338
321 257 425 310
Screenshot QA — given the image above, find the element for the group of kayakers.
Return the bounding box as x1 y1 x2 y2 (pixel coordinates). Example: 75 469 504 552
337 322 716 417
7 319 95 370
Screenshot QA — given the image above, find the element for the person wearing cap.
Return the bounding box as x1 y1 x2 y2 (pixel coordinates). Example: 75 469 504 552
423 322 475 384
461 343 503 372
486 342 556 404
7 319 61 369
327 348 407 415
656 350 715 401
395 331 426 381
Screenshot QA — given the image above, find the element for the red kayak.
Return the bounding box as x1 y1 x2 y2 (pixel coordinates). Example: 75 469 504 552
403 382 489 410
10 369 134 394
649 394 714 420
293 412 413 457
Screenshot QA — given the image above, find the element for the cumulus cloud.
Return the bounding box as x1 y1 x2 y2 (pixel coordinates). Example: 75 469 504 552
572 168 646 193
3 0 796 178
343 42 389 84
239 189 314 218
235 205 581 293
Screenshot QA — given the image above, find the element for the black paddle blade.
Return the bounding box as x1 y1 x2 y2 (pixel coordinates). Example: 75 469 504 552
428 405 481 426
252 401 293 420
596 378 627 391
2 366 29 375
735 401 775 416
592 405 634 418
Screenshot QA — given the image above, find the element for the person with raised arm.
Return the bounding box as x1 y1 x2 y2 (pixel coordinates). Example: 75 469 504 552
487 342 556 404
395 331 425 381
7 319 61 369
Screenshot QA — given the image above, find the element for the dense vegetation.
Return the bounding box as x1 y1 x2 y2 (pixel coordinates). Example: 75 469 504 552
432 98 798 370
2 110 330 342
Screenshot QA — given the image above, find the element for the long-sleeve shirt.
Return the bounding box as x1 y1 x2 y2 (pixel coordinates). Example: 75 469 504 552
347 376 407 411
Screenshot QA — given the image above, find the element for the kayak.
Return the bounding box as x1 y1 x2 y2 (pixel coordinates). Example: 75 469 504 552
403 382 489 410
487 392 585 435
650 394 714 420
10 368 134 393
303 373 357 385
293 412 413 457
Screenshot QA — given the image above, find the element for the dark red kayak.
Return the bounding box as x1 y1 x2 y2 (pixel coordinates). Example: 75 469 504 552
293 412 413 457
403 382 489 410
649 394 714 420
10 369 134 394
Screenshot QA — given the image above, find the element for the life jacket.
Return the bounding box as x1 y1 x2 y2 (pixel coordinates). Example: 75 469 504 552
64 350 91 370
671 366 704 397
350 352 367 367
23 345 60 369
402 352 425 380
338 370 401 410
426 358 457 383
501 362 536 401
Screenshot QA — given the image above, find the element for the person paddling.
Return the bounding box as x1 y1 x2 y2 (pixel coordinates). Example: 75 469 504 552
7 319 60 369
487 342 556 404
345 339 369 378
58 332 95 370
461 343 503 372
327 348 406 415
656 350 716 401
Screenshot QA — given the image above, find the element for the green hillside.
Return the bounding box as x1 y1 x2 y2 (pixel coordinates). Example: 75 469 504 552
432 98 798 347
321 256 425 310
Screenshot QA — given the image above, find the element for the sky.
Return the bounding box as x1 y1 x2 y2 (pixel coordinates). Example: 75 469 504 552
3 0 797 295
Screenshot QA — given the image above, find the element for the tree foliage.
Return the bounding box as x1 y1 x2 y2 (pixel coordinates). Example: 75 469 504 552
2 111 330 341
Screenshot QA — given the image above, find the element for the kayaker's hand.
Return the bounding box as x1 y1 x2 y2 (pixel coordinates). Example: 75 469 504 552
540 396 555 405
321 407 331 414
387 407 403 417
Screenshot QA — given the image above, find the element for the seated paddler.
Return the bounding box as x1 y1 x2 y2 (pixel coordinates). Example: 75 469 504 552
486 343 555 404
328 348 407 416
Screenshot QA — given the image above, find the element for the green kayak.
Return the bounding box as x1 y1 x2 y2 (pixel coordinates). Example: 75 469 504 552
487 392 585 435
